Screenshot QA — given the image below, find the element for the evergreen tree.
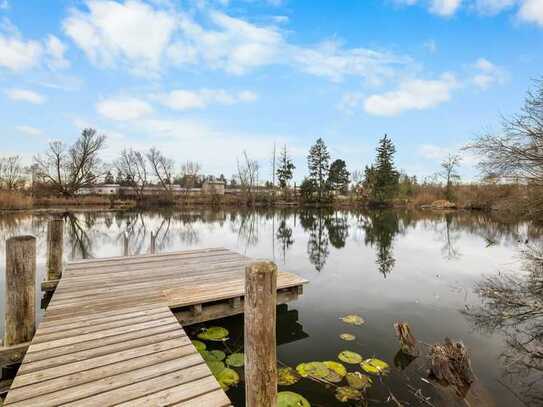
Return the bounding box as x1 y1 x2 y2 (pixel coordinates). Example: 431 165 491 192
368 135 399 203
327 159 350 194
307 138 330 201
276 145 295 189
104 170 115 184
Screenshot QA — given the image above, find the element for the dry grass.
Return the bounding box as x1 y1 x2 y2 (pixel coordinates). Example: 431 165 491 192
0 190 33 210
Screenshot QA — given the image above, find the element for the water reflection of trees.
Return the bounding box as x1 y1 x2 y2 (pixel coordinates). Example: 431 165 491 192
276 211 294 263
359 210 401 278
463 246 543 406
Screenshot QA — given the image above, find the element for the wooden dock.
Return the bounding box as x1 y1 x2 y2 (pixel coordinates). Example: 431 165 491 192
4 247 307 406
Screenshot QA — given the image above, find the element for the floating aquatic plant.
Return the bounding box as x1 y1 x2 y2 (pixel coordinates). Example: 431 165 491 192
339 333 356 341
323 361 347 377
360 358 390 375
338 350 363 364
296 362 330 379
197 326 229 341
340 315 365 326
278 367 301 386
335 386 362 402
216 367 240 391
226 352 244 367
277 391 311 407
201 350 226 362
207 360 226 376
191 340 206 352
345 372 372 390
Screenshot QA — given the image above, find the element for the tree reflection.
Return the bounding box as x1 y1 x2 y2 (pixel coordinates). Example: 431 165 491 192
325 212 349 249
463 246 543 405
300 210 330 272
276 212 294 263
360 210 400 278
66 213 93 258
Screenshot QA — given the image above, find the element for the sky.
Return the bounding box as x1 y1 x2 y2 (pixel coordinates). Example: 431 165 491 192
1 0 542 182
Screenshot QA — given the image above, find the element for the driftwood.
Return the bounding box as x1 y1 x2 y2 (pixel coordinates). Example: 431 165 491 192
393 321 418 356
429 338 475 397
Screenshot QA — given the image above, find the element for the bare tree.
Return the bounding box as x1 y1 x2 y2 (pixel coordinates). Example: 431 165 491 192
437 153 461 201
466 78 543 186
115 149 148 200
179 161 202 190
0 155 25 190
147 147 175 193
33 128 106 196
237 151 259 201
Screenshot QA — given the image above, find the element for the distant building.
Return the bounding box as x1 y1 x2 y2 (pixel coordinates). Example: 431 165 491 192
78 182 225 196
202 179 225 195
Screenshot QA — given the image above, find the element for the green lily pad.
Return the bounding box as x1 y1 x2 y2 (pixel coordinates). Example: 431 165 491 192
338 350 363 364
296 362 329 379
323 369 343 383
345 372 372 390
207 360 226 376
201 350 226 362
340 315 365 326
360 358 390 375
323 361 347 377
278 367 301 386
339 333 356 341
197 326 229 341
335 386 362 402
191 340 206 352
226 352 244 367
277 391 311 407
216 367 239 391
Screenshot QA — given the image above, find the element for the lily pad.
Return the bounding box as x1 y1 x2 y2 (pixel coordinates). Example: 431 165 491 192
339 333 356 341
201 350 226 362
191 340 206 352
226 352 244 367
323 369 343 383
207 360 226 376
345 372 372 390
278 367 301 386
277 391 311 407
296 362 329 379
338 350 363 364
216 367 239 391
323 361 347 377
340 315 365 326
335 386 362 402
360 358 390 375
197 326 229 341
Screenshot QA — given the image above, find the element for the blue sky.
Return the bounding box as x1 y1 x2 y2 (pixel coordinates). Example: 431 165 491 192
1 0 542 181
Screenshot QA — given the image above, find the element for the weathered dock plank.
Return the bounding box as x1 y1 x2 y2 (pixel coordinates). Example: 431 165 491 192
4 248 307 406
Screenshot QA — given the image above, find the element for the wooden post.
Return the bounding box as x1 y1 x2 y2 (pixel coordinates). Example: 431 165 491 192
150 231 156 254
4 236 36 347
245 261 277 407
123 232 129 257
46 218 64 281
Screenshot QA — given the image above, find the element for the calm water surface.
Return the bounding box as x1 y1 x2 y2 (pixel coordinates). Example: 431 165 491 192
0 208 540 406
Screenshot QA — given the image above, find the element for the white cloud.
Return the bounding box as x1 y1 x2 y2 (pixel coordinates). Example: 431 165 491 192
0 31 42 71
62 1 411 82
471 57 507 89
96 97 153 121
363 73 458 116
518 0 543 26
429 0 463 16
5 88 46 104
474 0 516 14
16 125 42 136
63 0 177 75
156 89 258 110
45 35 70 70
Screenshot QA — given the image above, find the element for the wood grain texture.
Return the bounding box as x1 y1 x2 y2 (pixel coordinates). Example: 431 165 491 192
5 248 306 406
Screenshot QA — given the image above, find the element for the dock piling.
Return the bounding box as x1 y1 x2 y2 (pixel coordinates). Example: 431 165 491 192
47 218 64 281
244 261 278 407
4 236 36 347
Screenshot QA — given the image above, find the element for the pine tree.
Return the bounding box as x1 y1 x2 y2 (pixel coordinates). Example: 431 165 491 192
368 135 399 203
307 138 330 201
276 145 295 189
328 159 350 194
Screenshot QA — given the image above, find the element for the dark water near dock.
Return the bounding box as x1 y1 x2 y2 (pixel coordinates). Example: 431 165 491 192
0 208 541 406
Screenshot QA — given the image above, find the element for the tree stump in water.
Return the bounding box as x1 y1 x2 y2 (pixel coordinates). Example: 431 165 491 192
393 321 418 356
430 338 475 397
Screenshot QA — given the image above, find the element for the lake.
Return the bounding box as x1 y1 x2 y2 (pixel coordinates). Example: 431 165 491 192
0 208 540 406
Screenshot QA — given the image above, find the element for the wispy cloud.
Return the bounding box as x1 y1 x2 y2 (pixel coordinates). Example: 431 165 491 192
5 88 46 104
155 89 258 111
96 97 153 121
